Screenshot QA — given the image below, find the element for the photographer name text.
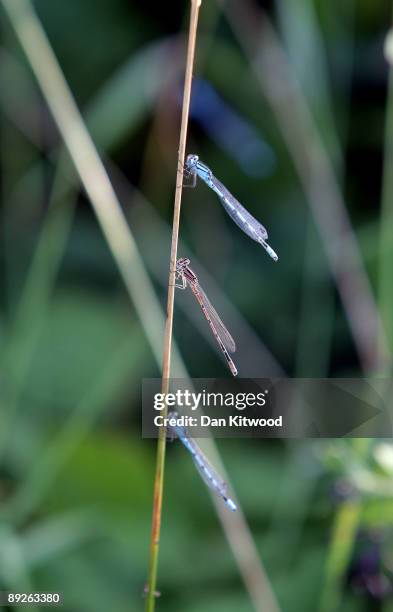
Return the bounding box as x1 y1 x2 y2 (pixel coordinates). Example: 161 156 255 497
155 414 282 428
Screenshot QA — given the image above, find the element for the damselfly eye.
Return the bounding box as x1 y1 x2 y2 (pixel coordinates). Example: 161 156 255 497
186 154 198 168
176 257 189 270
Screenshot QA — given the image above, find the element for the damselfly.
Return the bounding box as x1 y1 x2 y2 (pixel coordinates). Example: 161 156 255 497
184 154 278 261
167 411 237 512
175 258 238 377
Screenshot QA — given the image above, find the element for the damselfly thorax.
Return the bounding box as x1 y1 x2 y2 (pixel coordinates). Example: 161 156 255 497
176 257 197 284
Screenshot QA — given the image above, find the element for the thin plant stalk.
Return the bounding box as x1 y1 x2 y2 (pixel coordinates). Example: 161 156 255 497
144 1 201 609
318 500 362 612
379 44 393 357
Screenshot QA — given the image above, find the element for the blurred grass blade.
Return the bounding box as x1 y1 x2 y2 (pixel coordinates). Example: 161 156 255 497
223 0 389 374
2 167 74 369
285 2 353 378
87 38 179 152
379 47 393 354
0 48 43 144
295 219 334 376
1 0 187 378
276 0 341 165
0 168 75 454
318 501 361 612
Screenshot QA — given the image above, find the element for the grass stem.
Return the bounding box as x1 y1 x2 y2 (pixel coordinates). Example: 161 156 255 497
379 50 393 356
318 500 361 612
144 2 201 609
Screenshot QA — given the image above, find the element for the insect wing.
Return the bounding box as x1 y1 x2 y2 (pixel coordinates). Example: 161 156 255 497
196 283 236 353
212 176 268 242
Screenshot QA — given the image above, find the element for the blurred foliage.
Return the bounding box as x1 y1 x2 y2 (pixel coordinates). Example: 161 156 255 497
1 0 393 611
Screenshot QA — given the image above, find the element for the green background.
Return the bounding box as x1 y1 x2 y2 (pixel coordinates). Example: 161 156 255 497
1 1 393 610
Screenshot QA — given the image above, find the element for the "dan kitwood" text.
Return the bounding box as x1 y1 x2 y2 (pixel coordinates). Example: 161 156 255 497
155 414 282 428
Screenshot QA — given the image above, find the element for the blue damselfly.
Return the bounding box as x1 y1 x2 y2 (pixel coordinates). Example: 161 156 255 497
167 411 237 512
184 154 278 261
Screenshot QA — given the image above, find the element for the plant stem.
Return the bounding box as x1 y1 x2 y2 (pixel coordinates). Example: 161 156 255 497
145 2 201 610
379 43 393 357
318 500 361 612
